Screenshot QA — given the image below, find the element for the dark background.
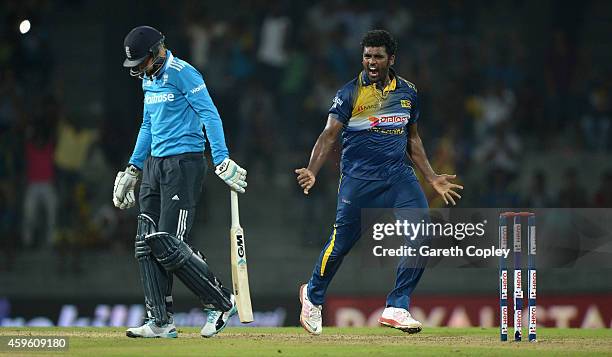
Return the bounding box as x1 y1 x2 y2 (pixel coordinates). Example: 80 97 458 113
0 0 611 327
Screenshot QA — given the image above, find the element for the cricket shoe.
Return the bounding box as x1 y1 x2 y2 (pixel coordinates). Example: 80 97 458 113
200 294 237 338
378 307 422 334
299 284 322 335
126 319 178 338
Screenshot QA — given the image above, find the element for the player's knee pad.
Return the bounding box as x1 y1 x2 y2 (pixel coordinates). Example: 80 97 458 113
145 232 233 311
135 214 172 325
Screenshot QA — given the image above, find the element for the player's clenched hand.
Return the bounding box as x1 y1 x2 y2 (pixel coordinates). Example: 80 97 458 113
113 165 140 209
430 174 463 206
295 168 316 195
215 158 247 193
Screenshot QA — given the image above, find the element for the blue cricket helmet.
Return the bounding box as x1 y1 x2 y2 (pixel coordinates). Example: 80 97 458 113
123 25 165 68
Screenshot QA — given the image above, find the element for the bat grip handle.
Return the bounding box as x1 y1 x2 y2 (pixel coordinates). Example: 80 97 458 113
231 190 240 227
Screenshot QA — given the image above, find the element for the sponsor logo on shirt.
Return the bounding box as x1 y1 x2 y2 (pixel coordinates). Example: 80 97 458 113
190 83 206 94
144 92 175 104
400 99 412 108
370 127 405 135
367 114 409 127
354 103 379 114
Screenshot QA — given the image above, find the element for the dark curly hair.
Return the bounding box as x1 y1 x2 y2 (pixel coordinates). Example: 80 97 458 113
360 30 397 57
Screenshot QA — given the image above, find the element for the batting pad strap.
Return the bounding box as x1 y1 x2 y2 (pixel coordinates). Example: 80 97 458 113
135 239 151 258
135 214 170 326
145 232 233 312
138 214 157 231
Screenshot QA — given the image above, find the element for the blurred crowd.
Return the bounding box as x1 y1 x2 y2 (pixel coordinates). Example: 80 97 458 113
0 0 611 271
173 0 612 209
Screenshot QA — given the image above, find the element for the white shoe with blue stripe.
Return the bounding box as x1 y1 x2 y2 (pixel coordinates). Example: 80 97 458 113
126 319 178 338
200 294 237 338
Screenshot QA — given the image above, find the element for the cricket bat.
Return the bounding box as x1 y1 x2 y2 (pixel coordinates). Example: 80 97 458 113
229 190 254 323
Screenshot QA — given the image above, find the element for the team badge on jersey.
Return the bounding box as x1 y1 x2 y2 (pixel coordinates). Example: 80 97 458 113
401 99 412 108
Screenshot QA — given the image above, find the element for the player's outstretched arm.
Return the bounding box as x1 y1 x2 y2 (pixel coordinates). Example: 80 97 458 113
407 123 463 205
295 116 343 195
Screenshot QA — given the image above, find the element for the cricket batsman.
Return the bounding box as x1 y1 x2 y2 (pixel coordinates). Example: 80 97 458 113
295 30 463 334
113 26 247 338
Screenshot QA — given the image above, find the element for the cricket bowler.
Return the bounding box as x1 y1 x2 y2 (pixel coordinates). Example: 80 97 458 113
295 30 463 334
113 26 247 338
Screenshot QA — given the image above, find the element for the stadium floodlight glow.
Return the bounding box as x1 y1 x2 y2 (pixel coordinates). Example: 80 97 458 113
19 20 31 34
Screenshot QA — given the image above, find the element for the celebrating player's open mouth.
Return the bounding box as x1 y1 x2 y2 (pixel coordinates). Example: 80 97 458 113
368 66 379 79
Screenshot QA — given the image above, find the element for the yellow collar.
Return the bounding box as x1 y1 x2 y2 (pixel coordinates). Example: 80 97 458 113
360 70 398 94
381 77 397 94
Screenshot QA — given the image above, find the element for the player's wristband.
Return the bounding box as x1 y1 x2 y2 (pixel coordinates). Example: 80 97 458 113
127 164 141 173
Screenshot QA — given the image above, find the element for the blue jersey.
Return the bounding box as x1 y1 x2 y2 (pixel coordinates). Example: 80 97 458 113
329 69 419 180
129 50 229 169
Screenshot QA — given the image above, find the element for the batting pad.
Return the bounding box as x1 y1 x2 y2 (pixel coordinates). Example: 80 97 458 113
135 214 172 326
144 232 233 312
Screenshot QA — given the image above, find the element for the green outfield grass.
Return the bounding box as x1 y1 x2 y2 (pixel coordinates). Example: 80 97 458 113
1 327 611 356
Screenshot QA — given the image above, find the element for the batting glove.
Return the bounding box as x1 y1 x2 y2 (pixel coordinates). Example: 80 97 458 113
113 165 140 209
215 158 247 193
